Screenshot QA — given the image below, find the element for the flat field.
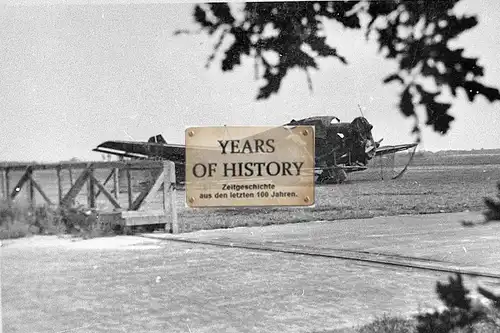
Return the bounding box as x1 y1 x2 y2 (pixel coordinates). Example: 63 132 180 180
3 157 500 233
179 163 500 232
3 155 500 333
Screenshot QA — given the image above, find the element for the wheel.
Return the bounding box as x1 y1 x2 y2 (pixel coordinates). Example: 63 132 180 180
316 168 347 184
144 224 156 233
336 168 347 183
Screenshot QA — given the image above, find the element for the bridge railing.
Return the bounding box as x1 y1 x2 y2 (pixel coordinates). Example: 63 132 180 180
0 160 179 233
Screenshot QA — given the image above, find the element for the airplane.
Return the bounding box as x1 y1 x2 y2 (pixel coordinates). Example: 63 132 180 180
93 116 418 184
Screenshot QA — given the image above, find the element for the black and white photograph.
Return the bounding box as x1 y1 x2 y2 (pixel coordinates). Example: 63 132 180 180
2 0 500 332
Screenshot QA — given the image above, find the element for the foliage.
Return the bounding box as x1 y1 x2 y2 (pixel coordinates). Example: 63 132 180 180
0 200 118 239
357 314 415 333
461 181 500 227
415 274 500 333
484 181 500 222
415 274 484 333
0 200 60 239
181 0 500 141
57 205 115 239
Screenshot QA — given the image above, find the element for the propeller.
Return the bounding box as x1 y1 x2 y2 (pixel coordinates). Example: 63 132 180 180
365 138 384 154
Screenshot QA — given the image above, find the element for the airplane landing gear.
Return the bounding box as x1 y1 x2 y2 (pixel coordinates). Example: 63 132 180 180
317 168 347 184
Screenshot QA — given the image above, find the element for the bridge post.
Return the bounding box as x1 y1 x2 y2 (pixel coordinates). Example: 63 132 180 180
27 167 35 209
87 165 96 209
56 166 63 205
113 168 119 199
4 168 10 206
0 168 5 200
163 161 178 234
126 166 133 209
68 167 74 186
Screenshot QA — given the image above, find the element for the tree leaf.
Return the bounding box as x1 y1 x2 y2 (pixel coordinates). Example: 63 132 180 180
193 5 214 29
463 81 500 102
399 85 415 117
383 73 404 84
423 101 454 134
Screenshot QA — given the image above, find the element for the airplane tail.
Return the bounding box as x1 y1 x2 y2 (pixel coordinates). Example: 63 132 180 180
148 134 167 144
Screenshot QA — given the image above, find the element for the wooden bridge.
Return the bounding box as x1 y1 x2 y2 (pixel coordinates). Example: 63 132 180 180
0 160 179 233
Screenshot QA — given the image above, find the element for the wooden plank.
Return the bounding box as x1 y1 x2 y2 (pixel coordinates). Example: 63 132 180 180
68 167 74 206
121 209 167 227
127 167 133 209
90 174 121 209
165 161 178 234
98 212 123 228
56 167 63 204
10 167 31 200
130 170 165 211
121 210 165 218
113 168 119 199
123 215 167 227
163 164 168 230
87 167 96 208
60 168 91 207
5 168 10 204
27 174 53 205
1 169 6 199
0 160 164 171
95 169 114 199
28 168 35 209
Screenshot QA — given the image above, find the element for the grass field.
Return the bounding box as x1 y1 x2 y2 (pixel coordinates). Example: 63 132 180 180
373 151 500 168
177 163 500 233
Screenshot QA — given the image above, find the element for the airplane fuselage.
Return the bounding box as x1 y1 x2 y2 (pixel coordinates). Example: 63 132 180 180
93 115 393 184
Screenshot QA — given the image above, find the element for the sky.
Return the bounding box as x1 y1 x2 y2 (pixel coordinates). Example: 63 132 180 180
0 0 499 162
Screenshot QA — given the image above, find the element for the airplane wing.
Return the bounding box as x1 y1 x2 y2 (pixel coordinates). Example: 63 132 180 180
312 165 367 173
375 143 418 156
93 140 186 163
